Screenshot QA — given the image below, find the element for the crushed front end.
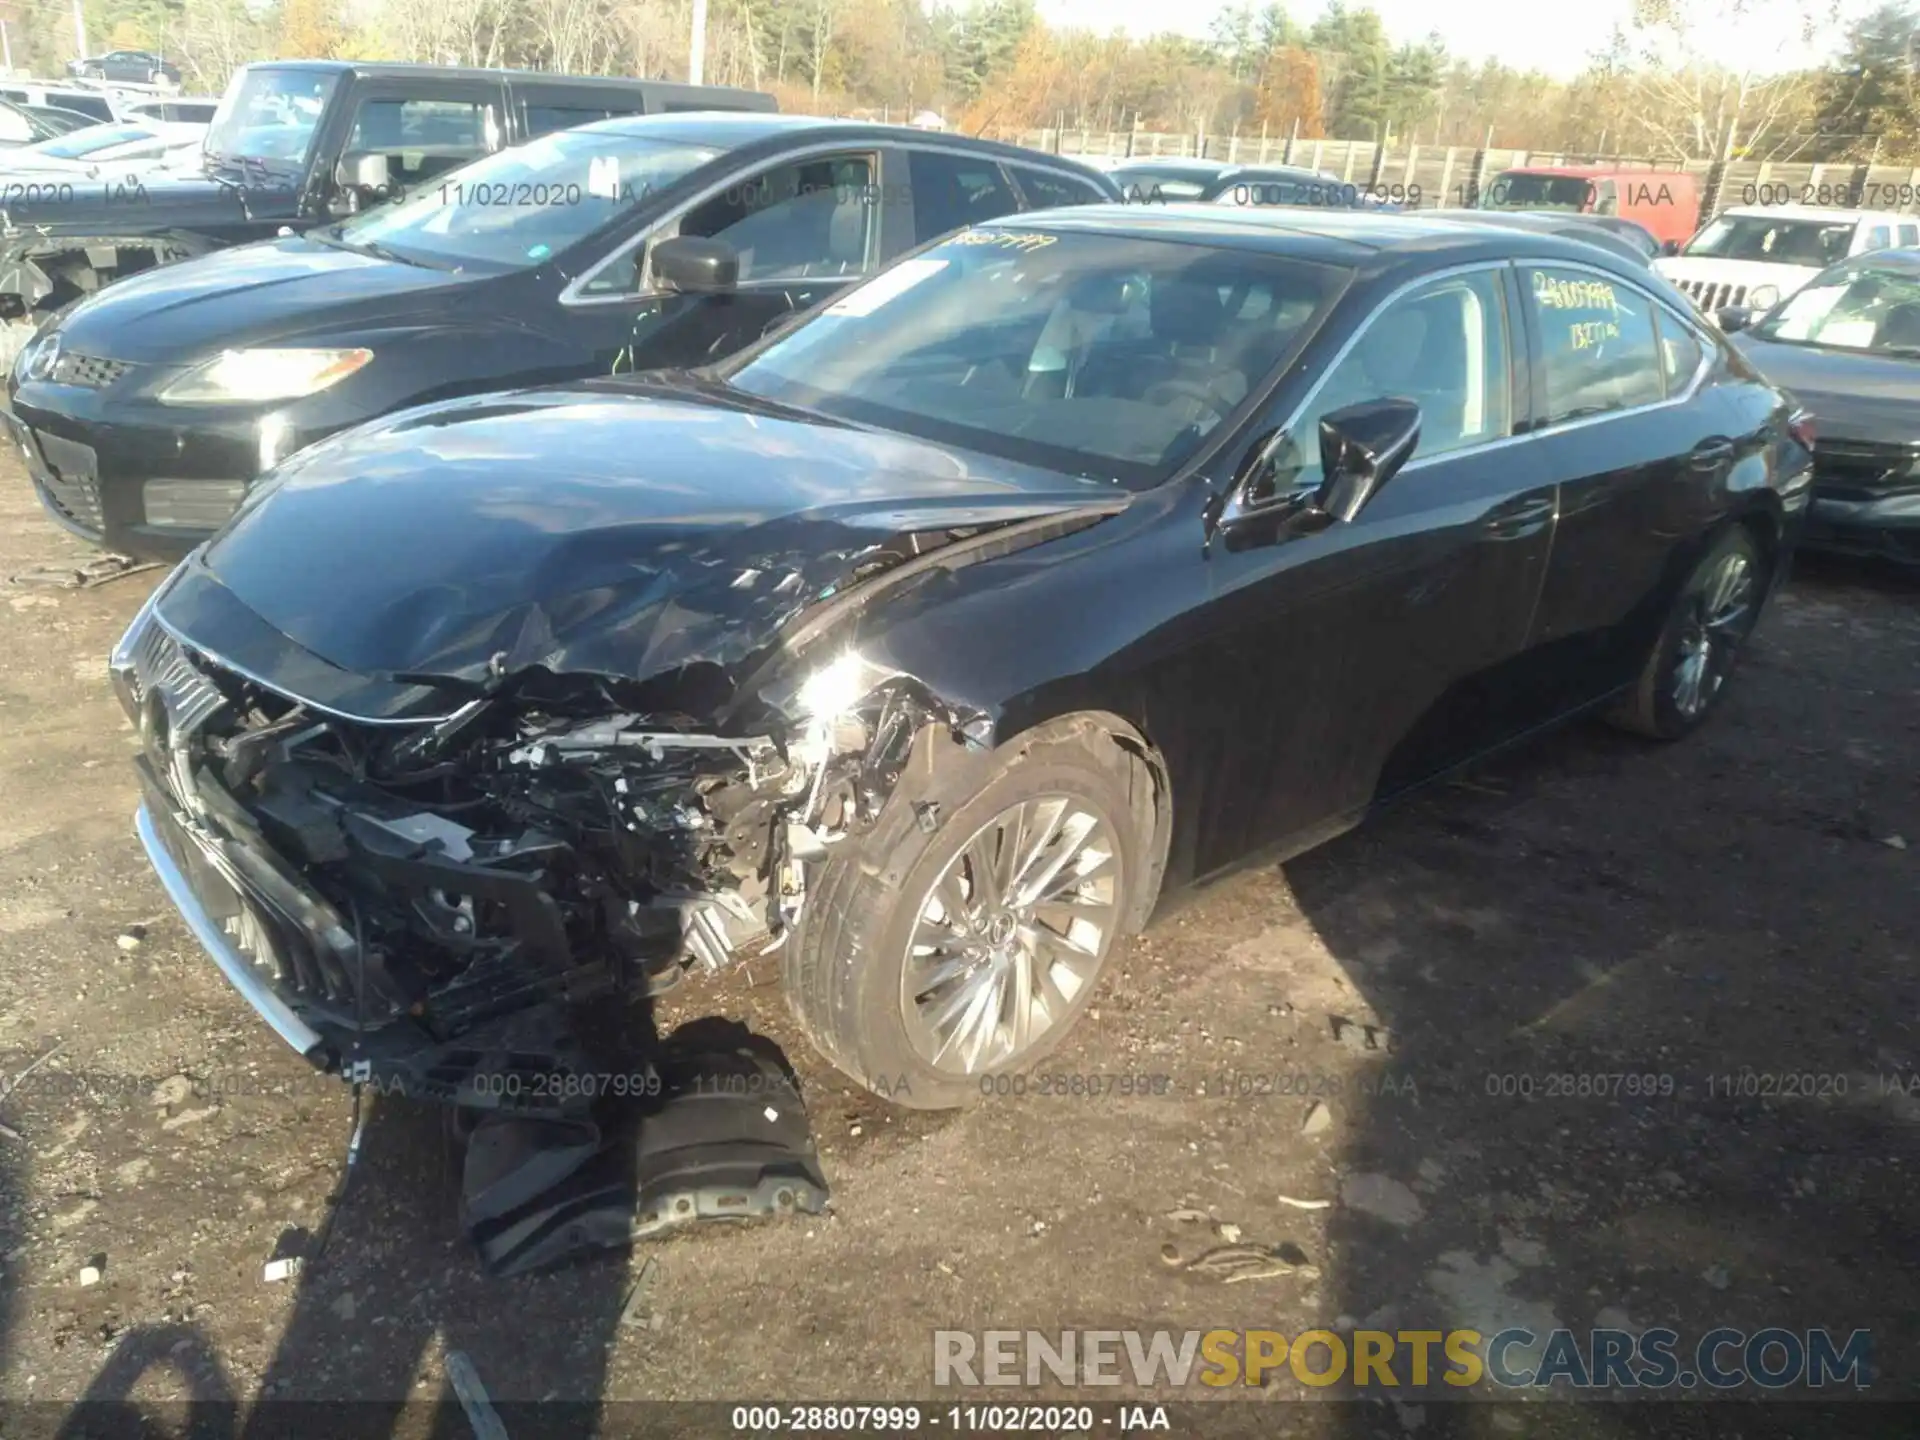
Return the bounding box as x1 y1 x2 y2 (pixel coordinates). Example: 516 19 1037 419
112 581 940 1113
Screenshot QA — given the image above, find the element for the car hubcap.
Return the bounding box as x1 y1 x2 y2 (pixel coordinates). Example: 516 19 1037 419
901 794 1120 1075
1671 550 1755 719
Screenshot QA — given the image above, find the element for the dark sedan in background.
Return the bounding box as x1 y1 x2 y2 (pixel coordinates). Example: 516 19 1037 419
1200 164 1406 210
5 113 1114 560
115 207 1810 1120
1104 157 1231 200
1721 249 1920 565
69 49 182 85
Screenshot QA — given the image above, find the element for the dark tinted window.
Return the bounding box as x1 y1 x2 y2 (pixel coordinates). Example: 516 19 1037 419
1486 172 1594 210
525 105 616 138
907 150 1019 241
1526 266 1664 423
53 94 112 121
1011 165 1107 210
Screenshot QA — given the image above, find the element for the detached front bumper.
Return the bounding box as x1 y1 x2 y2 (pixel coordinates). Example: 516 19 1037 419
134 797 326 1059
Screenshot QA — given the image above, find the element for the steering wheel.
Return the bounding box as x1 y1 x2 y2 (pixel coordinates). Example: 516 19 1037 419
1143 377 1230 430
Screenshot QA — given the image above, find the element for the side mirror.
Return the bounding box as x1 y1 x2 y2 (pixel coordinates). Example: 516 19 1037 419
334 151 389 194
1659 239 1682 257
1313 399 1422 523
1715 305 1754 334
1212 398 1421 541
651 235 739 295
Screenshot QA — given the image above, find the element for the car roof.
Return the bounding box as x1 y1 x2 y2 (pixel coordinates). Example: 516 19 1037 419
559 111 1114 173
240 59 769 97
1212 164 1333 181
1109 158 1229 173
989 203 1657 271
1413 207 1654 259
1718 204 1877 224
1496 164 1691 180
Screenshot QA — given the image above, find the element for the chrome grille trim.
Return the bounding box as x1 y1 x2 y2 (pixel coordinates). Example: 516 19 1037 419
134 803 324 1058
130 612 228 742
50 351 133 388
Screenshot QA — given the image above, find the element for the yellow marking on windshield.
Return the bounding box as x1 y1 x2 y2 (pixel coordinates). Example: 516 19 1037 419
948 230 1059 252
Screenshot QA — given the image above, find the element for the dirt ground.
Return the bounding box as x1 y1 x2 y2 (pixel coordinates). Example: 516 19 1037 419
0 452 1916 1438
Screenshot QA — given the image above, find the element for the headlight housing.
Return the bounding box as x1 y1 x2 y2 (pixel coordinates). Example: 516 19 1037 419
1748 284 1781 312
157 347 373 405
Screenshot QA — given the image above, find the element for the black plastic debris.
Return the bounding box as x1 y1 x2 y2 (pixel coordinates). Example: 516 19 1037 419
460 1021 829 1277
8 553 164 590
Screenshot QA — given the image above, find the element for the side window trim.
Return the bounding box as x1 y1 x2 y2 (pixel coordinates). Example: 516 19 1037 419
1518 256 1711 438
1263 260 1526 476
1003 160 1109 208
561 141 882 307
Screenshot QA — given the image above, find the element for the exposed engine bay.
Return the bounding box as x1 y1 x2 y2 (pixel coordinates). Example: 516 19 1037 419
118 603 974 1110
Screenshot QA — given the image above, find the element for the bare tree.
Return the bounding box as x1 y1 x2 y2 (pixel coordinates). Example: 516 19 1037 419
1610 0 1837 159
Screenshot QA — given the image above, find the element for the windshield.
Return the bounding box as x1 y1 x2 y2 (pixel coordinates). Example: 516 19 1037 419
337 130 722 269
1752 261 1920 352
30 123 153 158
723 229 1347 489
1482 173 1595 211
203 67 338 173
1683 215 1854 267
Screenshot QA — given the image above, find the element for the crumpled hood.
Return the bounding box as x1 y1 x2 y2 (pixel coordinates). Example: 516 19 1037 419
1731 333 1920 442
186 380 1125 696
52 234 474 361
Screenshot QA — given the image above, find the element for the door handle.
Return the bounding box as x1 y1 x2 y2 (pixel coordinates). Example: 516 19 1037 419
1690 437 1736 469
1482 495 1556 540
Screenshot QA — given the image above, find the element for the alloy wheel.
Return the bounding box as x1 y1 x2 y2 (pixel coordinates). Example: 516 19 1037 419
1670 549 1756 719
900 794 1120 1075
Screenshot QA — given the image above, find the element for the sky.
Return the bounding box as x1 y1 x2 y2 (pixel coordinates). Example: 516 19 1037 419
1032 0 1871 80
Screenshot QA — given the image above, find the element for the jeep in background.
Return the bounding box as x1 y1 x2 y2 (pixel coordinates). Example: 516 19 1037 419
0 60 776 361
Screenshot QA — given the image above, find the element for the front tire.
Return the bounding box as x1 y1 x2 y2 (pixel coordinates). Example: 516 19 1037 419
786 723 1147 1110
1609 525 1766 740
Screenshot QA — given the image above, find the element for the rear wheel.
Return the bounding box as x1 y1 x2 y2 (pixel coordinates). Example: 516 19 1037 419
1608 526 1766 740
787 723 1148 1110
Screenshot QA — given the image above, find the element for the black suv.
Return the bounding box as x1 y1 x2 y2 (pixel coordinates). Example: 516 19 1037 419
5 114 1118 558
0 61 776 348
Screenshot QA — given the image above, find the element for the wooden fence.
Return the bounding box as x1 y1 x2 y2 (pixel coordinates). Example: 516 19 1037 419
990 130 1920 220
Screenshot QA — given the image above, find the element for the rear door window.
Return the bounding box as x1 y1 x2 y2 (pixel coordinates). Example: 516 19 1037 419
906 150 1019 243
1524 266 1665 424
1867 224 1892 252
1009 165 1109 210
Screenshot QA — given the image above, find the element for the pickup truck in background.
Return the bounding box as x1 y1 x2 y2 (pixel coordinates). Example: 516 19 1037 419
0 59 775 361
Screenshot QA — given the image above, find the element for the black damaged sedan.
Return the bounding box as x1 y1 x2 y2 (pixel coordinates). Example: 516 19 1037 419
116 208 1812 1112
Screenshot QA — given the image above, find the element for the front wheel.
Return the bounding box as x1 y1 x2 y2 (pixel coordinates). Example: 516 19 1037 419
786 724 1147 1110
1609 526 1767 740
